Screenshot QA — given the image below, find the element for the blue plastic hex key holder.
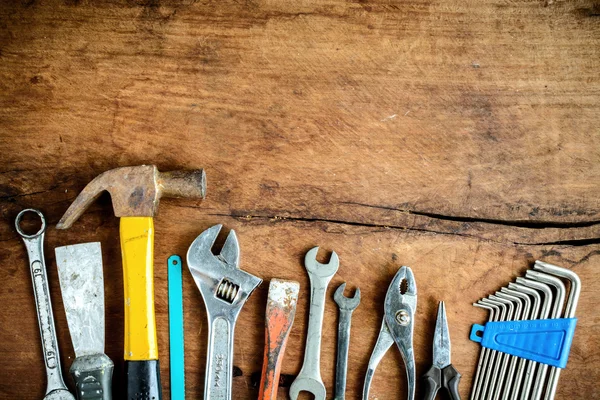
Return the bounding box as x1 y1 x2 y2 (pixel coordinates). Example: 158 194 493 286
169 255 185 400
470 318 577 369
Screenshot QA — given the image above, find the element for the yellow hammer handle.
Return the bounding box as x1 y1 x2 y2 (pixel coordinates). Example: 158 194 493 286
120 217 158 360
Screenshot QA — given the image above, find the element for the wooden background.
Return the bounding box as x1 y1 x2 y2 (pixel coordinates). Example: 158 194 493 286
0 0 598 398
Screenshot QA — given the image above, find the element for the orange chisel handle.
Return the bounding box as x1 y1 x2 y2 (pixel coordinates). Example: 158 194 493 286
258 279 300 400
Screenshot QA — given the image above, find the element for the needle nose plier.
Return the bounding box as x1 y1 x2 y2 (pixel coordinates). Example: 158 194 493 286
423 301 461 400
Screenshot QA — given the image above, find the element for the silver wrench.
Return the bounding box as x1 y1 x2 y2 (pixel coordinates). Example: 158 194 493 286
186 224 262 400
15 209 75 400
289 247 339 400
333 282 360 400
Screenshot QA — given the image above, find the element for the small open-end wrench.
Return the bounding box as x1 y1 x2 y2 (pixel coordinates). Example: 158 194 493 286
186 224 262 400
289 247 339 400
258 279 300 400
16 209 75 400
333 283 360 400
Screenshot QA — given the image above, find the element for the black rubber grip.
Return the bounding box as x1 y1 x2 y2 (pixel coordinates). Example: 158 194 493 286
442 364 462 400
422 365 441 400
125 360 162 400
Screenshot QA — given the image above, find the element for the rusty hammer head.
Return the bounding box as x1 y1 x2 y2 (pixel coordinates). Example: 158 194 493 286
56 165 206 229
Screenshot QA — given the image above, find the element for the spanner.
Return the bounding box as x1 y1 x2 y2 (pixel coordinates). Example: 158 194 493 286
15 209 75 400
333 282 360 400
289 247 339 400
186 224 262 400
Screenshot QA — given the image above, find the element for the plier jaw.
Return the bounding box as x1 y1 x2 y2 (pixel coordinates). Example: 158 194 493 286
363 266 417 400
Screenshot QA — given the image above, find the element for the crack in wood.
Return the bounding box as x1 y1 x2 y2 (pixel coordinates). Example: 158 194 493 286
208 212 600 247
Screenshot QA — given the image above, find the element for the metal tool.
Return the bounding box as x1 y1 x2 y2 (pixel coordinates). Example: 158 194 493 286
333 282 360 400
525 270 565 400
55 242 113 400
487 294 514 400
187 224 262 400
470 301 498 400
533 261 581 400
363 266 417 400
514 277 552 400
15 209 75 400
168 255 185 400
289 247 339 400
258 279 300 400
495 291 524 400
423 301 461 400
469 261 580 400
502 287 532 400
57 165 206 399
478 297 507 400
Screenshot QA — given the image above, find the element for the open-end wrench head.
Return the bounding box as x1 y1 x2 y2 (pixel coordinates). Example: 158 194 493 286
188 224 240 268
289 376 326 400
304 247 339 278
333 282 361 311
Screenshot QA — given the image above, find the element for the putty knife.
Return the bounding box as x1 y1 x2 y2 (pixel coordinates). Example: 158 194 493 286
55 242 113 400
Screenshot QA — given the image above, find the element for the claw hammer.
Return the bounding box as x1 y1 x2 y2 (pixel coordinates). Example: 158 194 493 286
57 165 206 399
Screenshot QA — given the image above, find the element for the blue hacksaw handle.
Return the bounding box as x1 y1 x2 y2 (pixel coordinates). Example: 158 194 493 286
168 255 185 400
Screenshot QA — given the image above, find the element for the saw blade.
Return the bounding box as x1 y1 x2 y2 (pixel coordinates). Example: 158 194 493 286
55 242 105 357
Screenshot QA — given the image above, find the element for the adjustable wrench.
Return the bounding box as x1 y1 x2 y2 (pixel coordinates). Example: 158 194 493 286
16 209 75 400
186 224 262 400
289 247 339 400
333 283 360 400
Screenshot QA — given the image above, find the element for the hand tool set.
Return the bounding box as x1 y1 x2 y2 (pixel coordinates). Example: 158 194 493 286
13 164 583 399
469 261 581 400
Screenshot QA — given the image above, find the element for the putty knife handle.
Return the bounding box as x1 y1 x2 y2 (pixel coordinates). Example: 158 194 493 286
70 354 114 400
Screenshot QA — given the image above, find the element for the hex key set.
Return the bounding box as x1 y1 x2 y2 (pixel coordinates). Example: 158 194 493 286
469 260 581 400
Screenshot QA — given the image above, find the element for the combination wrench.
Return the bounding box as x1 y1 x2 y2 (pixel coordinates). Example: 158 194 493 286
16 209 75 400
333 282 360 400
289 247 339 400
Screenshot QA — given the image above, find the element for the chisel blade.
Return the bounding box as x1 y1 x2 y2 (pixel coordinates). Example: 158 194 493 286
55 242 105 357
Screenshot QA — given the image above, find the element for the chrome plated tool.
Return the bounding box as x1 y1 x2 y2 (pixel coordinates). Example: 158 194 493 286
471 301 498 400
363 266 417 400
258 279 300 400
533 261 581 400
514 277 552 400
55 242 113 400
525 270 565 400
289 247 339 400
469 261 580 400
423 301 461 400
333 283 360 400
16 209 75 400
187 224 262 400
168 255 185 400
501 287 532 400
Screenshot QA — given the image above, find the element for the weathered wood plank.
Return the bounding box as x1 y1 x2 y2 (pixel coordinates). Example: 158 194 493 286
0 0 598 398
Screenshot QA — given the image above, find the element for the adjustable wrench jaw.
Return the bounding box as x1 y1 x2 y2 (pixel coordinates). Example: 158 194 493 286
187 224 261 320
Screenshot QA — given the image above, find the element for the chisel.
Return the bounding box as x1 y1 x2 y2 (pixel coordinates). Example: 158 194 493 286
55 242 114 400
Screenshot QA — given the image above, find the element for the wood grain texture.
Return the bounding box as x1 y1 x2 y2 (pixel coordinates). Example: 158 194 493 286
0 0 598 398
